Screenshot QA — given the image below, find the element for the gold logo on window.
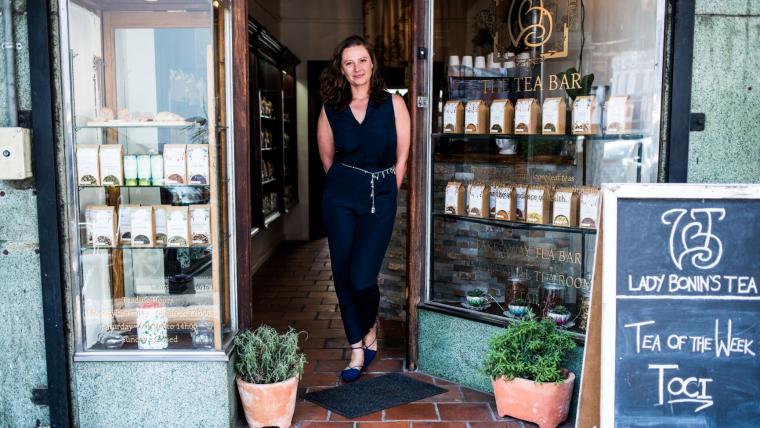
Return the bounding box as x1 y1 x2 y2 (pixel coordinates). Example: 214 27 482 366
495 0 571 60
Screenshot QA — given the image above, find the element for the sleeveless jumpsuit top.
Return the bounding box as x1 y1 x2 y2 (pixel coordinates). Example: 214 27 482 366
323 94 398 214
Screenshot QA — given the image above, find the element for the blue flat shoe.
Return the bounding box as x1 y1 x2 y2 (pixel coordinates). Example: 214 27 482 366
340 365 363 382
363 324 379 369
341 345 364 382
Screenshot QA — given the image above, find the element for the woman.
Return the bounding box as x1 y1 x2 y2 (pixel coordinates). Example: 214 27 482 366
317 35 410 382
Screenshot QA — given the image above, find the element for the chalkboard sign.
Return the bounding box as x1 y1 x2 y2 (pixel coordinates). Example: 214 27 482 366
600 184 760 428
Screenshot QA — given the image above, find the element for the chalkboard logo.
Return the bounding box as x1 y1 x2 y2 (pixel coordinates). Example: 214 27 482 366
661 208 726 271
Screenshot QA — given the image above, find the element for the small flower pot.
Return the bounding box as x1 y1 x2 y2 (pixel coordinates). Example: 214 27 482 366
492 371 575 428
466 295 487 306
236 375 299 428
547 311 571 326
508 304 528 317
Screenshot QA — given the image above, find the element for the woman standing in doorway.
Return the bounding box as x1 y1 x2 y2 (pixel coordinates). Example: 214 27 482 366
317 35 410 382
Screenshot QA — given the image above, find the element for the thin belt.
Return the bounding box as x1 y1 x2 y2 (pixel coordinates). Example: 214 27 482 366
339 163 395 214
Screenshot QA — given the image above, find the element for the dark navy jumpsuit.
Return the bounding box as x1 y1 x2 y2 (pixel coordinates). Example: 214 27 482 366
322 94 398 345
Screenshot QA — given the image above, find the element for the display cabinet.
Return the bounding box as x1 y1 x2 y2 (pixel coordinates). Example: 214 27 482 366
248 19 300 231
422 0 667 340
61 0 235 358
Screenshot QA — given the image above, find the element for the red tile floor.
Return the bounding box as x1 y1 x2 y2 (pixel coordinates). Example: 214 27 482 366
249 239 574 428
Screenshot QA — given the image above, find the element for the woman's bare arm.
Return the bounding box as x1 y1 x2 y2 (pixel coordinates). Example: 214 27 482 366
391 94 411 190
317 106 335 173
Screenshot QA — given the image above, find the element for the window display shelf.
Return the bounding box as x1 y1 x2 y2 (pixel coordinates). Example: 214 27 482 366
82 245 212 251
434 152 576 166
262 177 276 185
434 213 597 236
418 302 585 342
77 121 202 129
78 184 210 189
260 115 276 121
433 133 648 142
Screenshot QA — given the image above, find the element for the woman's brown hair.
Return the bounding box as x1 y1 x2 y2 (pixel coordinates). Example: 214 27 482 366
320 35 388 111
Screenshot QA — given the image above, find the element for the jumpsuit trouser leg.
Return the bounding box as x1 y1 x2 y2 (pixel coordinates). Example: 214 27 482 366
323 167 397 345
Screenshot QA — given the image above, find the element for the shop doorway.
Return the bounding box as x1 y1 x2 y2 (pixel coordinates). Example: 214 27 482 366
307 60 329 240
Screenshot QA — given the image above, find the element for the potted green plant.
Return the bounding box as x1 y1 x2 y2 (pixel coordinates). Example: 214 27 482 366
546 305 571 326
507 298 529 317
483 315 576 428
466 288 487 306
234 325 306 428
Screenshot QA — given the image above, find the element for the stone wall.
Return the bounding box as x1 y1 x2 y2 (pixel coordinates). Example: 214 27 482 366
688 0 760 183
0 0 50 426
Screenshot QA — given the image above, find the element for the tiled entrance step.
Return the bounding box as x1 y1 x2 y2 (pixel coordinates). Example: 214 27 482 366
250 239 574 428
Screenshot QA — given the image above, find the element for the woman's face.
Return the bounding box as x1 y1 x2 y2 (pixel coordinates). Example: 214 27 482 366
340 45 373 88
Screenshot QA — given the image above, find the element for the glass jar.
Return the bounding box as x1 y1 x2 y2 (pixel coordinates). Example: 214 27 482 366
505 268 529 306
539 281 566 317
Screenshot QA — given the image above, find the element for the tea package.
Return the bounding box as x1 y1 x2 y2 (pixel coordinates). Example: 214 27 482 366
467 183 489 218
579 187 600 228
123 155 138 186
84 207 94 245
513 184 528 221
99 144 124 186
137 155 152 186
153 205 169 246
163 144 187 185
489 99 514 134
489 185 497 218
542 97 567 135
572 96 600 135
166 206 190 247
76 144 100 186
514 98 540 135
605 96 634 135
190 205 211 246
130 206 155 247
117 204 139 245
443 101 464 133
187 144 210 185
88 205 116 247
464 100 489 134
553 188 578 227
526 186 554 224
444 181 465 215
150 155 164 186
493 184 515 221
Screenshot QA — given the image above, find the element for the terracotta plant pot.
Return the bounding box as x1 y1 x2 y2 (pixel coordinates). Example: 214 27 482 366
236 375 299 428
491 371 575 428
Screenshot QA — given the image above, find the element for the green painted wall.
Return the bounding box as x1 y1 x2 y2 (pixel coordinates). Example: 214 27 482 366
688 0 760 183
0 0 51 426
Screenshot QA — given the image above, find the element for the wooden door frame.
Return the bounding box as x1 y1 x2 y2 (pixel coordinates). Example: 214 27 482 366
232 1 253 330
406 0 427 371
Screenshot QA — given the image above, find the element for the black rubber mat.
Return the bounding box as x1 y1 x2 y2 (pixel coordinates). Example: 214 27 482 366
303 373 447 419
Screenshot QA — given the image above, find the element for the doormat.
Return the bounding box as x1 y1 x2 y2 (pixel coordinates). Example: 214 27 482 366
303 372 447 419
